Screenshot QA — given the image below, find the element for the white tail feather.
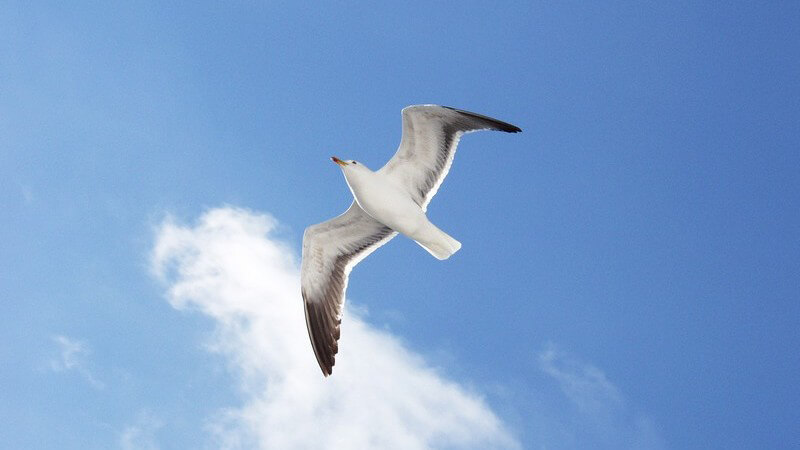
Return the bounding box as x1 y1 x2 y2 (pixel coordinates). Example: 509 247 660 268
414 223 462 260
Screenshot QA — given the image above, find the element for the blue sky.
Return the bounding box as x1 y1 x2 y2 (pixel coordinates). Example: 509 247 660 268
2 1 799 448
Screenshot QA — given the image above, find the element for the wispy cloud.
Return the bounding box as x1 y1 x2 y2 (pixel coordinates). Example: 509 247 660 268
119 410 163 450
539 345 622 420
50 335 104 390
538 344 666 449
20 184 34 205
151 207 518 450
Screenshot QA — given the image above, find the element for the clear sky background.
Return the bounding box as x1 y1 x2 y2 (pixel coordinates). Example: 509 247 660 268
2 2 799 449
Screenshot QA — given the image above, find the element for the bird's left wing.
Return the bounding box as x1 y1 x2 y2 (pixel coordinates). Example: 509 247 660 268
301 202 397 376
379 105 521 210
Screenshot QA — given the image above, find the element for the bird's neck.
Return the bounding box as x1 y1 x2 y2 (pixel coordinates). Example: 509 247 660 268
343 169 376 199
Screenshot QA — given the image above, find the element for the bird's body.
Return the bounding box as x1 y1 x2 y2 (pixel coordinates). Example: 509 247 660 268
301 105 521 376
342 163 461 260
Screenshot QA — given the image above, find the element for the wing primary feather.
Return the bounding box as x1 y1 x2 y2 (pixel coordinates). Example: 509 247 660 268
441 105 522 133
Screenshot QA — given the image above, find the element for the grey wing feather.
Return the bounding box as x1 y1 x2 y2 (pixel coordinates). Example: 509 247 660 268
300 202 397 376
379 105 521 210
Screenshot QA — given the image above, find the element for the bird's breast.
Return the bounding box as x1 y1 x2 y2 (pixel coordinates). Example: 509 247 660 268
349 177 425 235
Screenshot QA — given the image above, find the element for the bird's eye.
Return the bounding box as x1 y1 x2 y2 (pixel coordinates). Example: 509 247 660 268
353 161 357 165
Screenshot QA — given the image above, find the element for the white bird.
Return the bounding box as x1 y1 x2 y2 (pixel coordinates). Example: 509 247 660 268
301 105 521 376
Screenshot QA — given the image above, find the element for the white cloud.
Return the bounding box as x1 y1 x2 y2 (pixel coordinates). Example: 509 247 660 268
50 335 104 389
538 345 666 450
151 207 518 450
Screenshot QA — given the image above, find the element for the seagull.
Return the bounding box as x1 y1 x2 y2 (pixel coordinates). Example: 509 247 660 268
301 105 521 376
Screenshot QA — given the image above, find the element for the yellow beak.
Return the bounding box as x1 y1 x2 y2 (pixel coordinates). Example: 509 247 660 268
331 156 348 167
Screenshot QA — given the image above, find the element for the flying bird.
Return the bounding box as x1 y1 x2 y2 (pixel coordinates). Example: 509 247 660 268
301 105 521 376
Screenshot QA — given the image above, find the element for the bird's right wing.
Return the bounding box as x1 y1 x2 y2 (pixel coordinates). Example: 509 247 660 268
301 202 397 376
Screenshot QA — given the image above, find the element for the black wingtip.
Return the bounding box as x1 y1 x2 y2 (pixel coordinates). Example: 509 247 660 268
303 292 337 378
441 105 522 133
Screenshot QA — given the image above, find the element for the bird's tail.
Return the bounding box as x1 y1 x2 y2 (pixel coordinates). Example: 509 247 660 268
415 223 462 260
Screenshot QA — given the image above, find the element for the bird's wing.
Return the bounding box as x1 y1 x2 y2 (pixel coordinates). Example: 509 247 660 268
379 105 521 210
301 202 398 376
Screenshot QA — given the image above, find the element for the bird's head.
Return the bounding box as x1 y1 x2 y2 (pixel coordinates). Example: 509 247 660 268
331 156 369 173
